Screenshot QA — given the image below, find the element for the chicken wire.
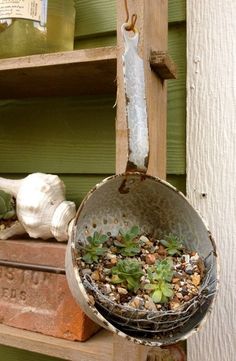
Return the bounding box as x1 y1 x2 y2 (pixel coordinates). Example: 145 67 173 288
82 251 217 339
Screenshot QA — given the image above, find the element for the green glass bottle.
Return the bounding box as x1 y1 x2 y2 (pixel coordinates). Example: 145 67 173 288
0 0 75 58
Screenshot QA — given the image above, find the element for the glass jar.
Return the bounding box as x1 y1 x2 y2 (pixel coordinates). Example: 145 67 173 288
0 0 75 58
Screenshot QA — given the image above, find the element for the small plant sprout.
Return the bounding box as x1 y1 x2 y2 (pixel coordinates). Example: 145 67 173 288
0 190 16 220
111 259 144 292
145 258 174 303
144 280 174 304
114 225 141 256
160 234 183 256
148 258 174 283
81 231 108 264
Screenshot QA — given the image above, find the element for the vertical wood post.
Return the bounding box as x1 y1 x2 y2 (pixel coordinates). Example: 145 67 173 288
187 1 236 360
114 1 168 360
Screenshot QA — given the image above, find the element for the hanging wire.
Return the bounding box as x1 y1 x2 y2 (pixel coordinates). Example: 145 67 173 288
124 0 137 32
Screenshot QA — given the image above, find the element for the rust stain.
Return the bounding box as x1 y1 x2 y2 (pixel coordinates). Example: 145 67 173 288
118 179 130 194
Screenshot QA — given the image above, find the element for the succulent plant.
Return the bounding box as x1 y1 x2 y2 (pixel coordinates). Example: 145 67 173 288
0 190 16 220
81 231 108 264
111 258 144 292
145 258 174 303
114 225 141 256
160 234 183 256
148 258 174 283
144 280 174 303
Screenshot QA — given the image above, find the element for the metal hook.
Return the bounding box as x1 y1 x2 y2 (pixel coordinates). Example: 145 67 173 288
124 0 137 32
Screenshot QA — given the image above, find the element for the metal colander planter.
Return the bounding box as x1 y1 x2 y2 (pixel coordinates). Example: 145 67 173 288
66 172 218 346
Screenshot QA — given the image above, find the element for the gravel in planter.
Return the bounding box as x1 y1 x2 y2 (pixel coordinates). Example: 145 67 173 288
75 226 213 339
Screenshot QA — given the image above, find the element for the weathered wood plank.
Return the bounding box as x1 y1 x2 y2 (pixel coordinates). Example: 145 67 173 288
0 47 117 99
0 345 64 361
0 325 113 361
150 51 177 80
116 0 168 178
187 1 235 360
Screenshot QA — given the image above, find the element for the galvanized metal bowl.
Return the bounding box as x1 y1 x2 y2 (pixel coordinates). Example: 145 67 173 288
66 172 218 346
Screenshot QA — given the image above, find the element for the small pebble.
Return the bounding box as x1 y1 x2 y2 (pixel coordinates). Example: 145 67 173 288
191 253 200 263
140 235 152 245
145 254 156 265
174 284 180 291
185 265 194 275
103 284 112 294
82 268 92 276
191 274 201 287
129 296 144 309
106 253 117 260
172 277 180 284
182 254 190 263
110 257 117 265
170 301 181 311
157 245 167 256
183 295 191 302
117 287 128 295
181 287 188 296
145 297 157 311
110 246 118 253
176 292 183 300
91 270 100 281
0 224 5 231
103 268 112 275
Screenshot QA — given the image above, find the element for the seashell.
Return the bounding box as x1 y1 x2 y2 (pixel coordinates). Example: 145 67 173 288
0 173 76 242
51 201 76 242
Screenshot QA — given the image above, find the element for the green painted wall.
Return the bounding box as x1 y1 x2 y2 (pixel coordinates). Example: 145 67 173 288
0 0 186 359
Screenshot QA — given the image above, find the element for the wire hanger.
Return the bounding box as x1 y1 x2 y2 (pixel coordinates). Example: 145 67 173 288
124 0 137 32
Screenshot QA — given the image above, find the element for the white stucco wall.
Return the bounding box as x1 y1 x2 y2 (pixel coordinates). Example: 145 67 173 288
187 1 236 360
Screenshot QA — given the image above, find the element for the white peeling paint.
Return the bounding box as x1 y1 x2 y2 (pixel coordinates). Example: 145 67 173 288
121 24 149 171
187 1 236 360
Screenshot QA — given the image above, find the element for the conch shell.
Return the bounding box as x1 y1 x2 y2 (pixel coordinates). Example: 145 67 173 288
0 173 76 242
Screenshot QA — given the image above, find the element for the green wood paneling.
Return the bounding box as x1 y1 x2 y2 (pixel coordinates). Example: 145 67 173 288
0 345 64 361
74 0 185 39
0 97 116 174
74 34 116 49
75 0 116 38
167 24 186 174
168 0 186 23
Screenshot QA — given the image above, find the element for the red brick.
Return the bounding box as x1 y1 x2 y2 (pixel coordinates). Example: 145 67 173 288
0 240 100 341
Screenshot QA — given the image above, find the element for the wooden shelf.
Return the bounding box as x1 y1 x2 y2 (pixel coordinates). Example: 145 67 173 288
0 46 117 99
0 324 113 361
